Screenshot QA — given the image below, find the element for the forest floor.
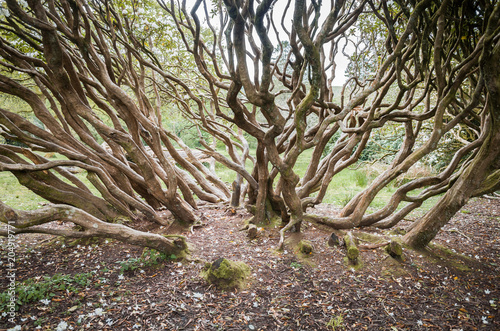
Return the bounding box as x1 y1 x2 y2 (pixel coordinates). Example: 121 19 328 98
0 197 499 330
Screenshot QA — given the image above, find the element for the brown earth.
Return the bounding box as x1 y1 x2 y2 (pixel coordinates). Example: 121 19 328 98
0 197 499 330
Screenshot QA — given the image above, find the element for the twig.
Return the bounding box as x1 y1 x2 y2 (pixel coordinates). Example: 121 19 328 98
381 300 396 322
183 318 193 329
446 228 471 241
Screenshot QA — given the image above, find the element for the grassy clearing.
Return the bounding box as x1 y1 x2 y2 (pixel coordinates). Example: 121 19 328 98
0 153 101 210
0 172 46 210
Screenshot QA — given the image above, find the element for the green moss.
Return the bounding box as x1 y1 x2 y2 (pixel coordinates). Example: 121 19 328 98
245 200 283 227
387 227 407 236
346 246 359 260
343 256 364 271
385 240 403 258
64 237 101 247
380 256 409 278
353 231 387 244
343 232 359 261
161 235 190 259
298 240 314 255
425 243 472 272
201 258 251 290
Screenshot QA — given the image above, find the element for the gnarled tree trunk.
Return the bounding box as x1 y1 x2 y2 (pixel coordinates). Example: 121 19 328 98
0 200 188 256
404 3 500 248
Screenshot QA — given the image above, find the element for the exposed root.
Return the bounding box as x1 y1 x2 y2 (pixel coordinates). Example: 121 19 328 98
277 217 301 251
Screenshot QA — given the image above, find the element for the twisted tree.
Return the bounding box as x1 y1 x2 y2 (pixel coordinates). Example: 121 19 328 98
0 0 498 252
166 0 500 248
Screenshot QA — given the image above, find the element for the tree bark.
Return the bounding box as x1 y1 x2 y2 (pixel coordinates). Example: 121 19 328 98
404 3 500 248
0 200 188 256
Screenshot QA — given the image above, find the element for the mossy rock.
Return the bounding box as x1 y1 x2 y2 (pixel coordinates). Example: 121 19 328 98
201 258 251 290
327 232 341 247
298 240 314 255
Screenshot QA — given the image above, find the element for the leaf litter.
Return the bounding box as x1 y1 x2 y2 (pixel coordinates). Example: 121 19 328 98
0 198 498 330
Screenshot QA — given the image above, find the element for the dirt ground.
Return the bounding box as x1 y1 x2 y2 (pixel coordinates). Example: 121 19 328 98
0 197 499 330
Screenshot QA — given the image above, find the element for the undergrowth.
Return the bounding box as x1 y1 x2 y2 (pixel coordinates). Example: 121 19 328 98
116 248 175 273
0 272 94 311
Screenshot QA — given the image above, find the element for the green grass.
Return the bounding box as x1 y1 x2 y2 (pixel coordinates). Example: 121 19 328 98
0 172 46 210
0 153 101 210
0 148 441 218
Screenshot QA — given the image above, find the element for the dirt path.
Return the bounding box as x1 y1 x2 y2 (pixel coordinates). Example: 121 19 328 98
1 198 499 330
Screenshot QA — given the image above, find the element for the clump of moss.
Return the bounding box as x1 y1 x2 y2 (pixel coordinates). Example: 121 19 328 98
298 240 314 255
201 258 251 290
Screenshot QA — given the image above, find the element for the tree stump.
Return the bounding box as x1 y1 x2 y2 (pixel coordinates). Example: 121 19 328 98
247 224 258 239
343 232 359 262
385 240 403 258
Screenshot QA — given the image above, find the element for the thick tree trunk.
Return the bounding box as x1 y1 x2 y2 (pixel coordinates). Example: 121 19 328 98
404 7 500 247
403 150 500 248
253 143 270 224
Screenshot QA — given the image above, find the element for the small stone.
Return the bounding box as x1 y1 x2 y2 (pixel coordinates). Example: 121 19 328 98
328 232 340 246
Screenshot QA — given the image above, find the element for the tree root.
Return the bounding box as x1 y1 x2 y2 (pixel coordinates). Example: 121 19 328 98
277 217 301 251
0 201 188 257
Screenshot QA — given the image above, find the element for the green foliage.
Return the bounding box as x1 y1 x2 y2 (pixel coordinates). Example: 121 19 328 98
339 191 356 208
0 272 93 311
116 248 172 273
358 131 403 163
422 130 469 171
117 258 142 272
290 261 303 269
354 170 368 187
326 314 345 330
322 131 341 158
